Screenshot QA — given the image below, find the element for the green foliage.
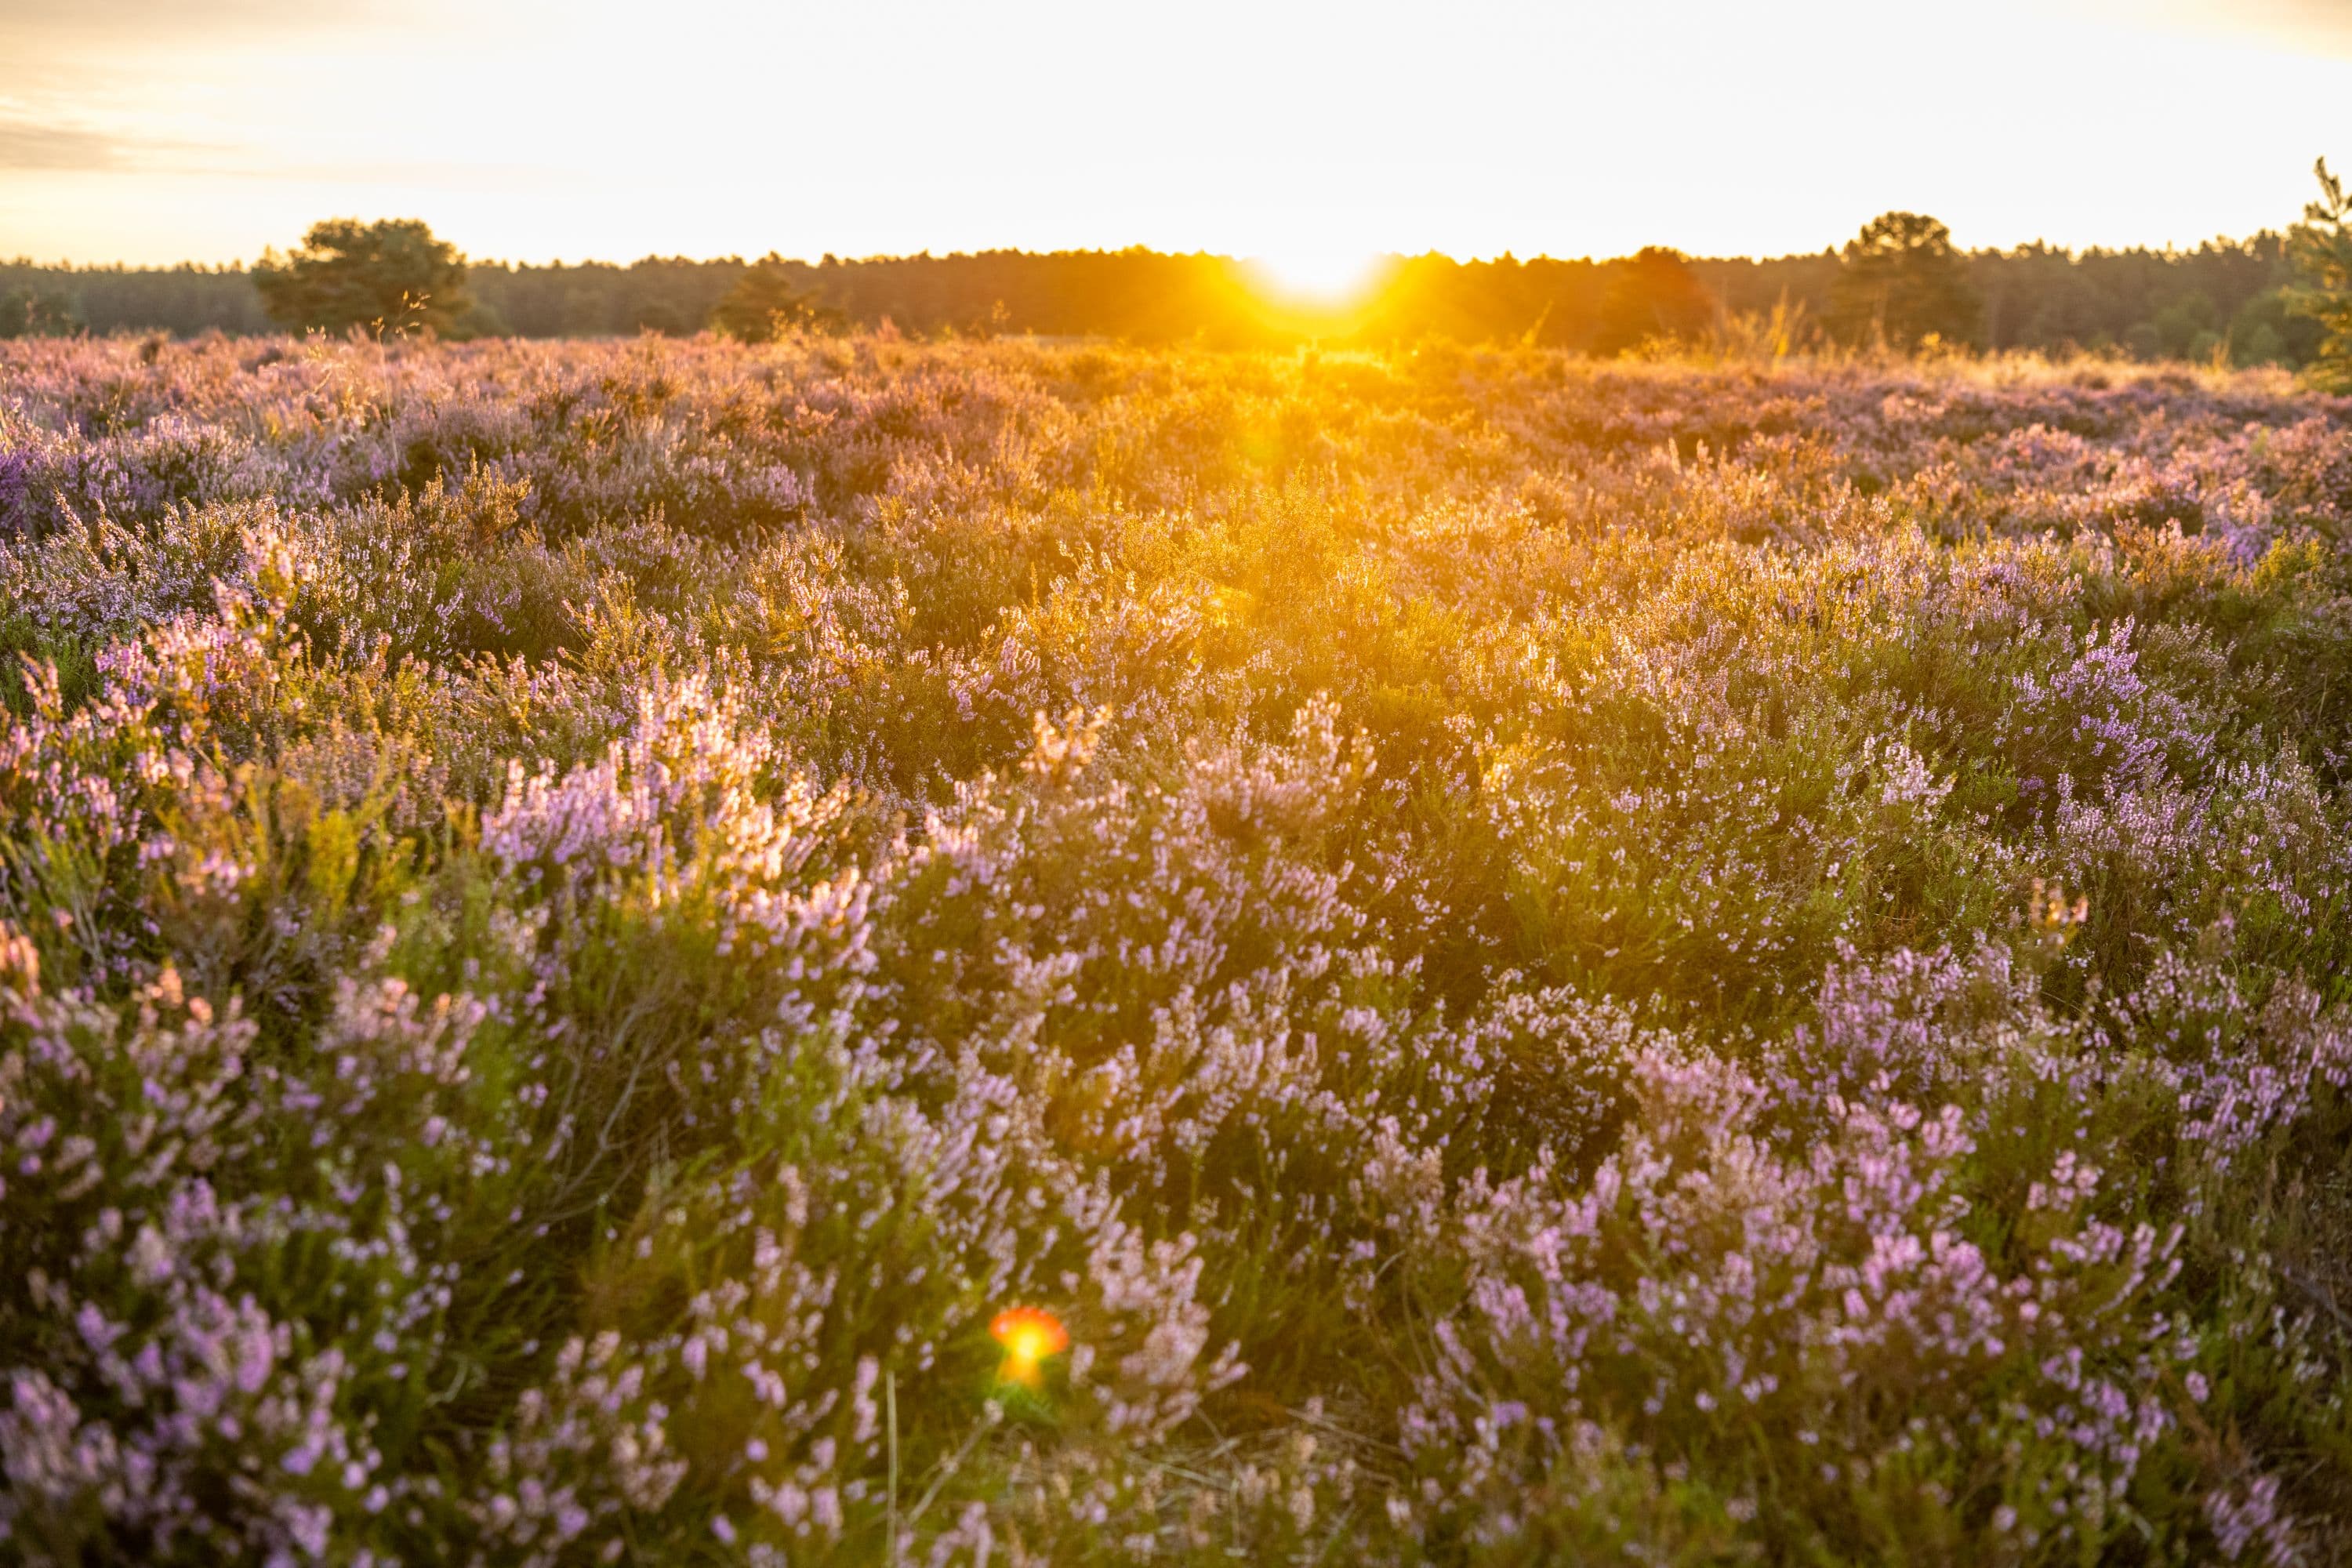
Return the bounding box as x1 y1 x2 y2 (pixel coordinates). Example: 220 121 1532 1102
2288 157 2352 392
2226 287 2315 366
251 217 475 338
708 252 838 343
2149 289 2220 361
1830 210 1984 349
0 287 79 339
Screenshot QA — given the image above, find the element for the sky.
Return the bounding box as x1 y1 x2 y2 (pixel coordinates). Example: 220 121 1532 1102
1 0 2349 272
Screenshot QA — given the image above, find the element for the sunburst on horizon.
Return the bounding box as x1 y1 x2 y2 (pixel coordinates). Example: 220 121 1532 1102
1243 245 1392 310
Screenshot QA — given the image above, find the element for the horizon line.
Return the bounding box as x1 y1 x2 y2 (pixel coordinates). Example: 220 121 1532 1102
3 229 2305 276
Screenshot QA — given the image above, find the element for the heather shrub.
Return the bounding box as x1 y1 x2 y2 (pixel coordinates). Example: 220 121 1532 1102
3 334 2350 1563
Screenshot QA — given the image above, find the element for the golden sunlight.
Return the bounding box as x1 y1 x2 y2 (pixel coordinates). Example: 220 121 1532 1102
1243 245 1390 308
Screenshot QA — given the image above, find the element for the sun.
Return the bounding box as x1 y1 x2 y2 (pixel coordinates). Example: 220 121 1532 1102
1245 245 1389 308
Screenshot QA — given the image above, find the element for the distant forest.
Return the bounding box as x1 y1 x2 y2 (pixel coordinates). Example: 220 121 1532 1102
0 234 2325 364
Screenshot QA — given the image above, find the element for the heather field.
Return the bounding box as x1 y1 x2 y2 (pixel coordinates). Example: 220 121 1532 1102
6 332 2352 1566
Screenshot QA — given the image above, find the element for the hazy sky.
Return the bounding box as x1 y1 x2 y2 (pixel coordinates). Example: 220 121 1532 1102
2 0 2348 269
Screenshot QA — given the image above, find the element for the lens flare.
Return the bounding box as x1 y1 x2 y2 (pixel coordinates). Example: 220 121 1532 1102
989 1306 1069 1386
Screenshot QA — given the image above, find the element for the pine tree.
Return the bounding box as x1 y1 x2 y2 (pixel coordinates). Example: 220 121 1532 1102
2287 158 2352 393
709 256 837 343
252 219 473 338
1828 212 1981 350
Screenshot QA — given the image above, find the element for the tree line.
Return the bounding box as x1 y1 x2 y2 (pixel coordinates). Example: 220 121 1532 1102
4 168 2348 378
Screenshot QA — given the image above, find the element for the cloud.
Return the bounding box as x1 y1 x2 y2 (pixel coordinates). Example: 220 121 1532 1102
0 0 419 95
0 108 535 186
0 0 397 39
0 116 136 172
0 108 219 173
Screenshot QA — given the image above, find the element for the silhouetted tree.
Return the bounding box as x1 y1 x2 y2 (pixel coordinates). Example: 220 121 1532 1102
1592 248 1717 354
709 255 837 342
1829 212 1981 348
2 232 2325 361
2288 158 2352 392
252 218 473 337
